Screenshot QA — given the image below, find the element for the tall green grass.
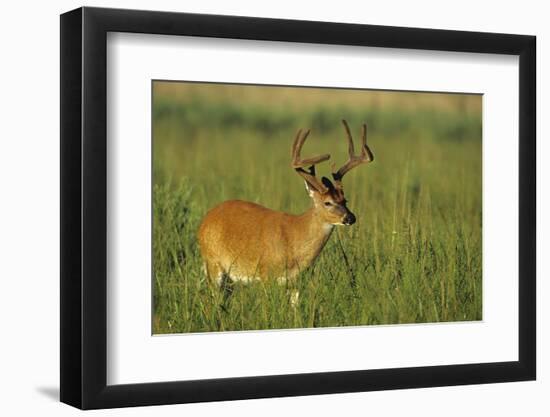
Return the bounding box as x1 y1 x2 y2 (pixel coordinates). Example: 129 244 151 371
152 84 482 334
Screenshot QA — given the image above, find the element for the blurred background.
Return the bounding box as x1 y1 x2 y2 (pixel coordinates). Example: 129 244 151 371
152 81 482 333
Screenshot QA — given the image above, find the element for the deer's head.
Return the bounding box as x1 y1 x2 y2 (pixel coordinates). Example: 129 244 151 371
291 120 374 226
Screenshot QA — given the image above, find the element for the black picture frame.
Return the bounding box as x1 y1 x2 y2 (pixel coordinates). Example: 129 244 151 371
60 6 536 410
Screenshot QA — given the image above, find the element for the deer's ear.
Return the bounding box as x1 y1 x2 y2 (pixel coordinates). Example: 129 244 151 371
304 180 318 197
321 176 335 191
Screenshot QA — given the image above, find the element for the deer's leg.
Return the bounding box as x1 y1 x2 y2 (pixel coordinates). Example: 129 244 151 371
289 289 300 308
219 272 234 311
278 276 300 308
203 261 224 286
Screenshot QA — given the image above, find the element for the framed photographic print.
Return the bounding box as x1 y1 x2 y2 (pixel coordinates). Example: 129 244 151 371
60 6 536 409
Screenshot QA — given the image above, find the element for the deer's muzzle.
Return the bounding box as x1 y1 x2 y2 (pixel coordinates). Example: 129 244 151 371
343 212 356 225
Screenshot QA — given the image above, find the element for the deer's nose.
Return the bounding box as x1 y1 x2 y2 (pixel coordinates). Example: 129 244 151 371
343 212 356 225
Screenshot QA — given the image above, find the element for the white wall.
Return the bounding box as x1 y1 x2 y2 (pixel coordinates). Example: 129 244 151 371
0 0 546 415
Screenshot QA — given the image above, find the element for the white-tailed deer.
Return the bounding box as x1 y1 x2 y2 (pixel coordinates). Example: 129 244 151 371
198 120 374 288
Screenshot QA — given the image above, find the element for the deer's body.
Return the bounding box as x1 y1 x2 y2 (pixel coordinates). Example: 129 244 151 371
198 200 334 284
197 120 374 289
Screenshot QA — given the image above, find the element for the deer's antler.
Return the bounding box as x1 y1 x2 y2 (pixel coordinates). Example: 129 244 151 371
291 128 331 194
332 120 374 185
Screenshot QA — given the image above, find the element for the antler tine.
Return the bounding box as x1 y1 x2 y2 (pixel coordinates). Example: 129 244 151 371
291 128 331 193
342 119 355 158
360 123 374 161
332 120 374 182
291 128 303 160
292 129 330 168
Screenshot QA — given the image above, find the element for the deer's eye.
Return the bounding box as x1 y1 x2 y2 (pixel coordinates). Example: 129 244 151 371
324 202 332 207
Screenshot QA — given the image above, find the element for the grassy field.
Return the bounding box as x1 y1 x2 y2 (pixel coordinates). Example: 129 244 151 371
152 82 482 334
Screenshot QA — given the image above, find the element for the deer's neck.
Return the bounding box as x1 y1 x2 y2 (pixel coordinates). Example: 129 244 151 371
292 207 334 270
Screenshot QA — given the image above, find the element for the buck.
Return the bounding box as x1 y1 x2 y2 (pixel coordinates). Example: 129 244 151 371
198 120 374 290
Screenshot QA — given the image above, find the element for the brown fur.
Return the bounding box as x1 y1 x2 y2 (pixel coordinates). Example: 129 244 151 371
197 186 351 283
